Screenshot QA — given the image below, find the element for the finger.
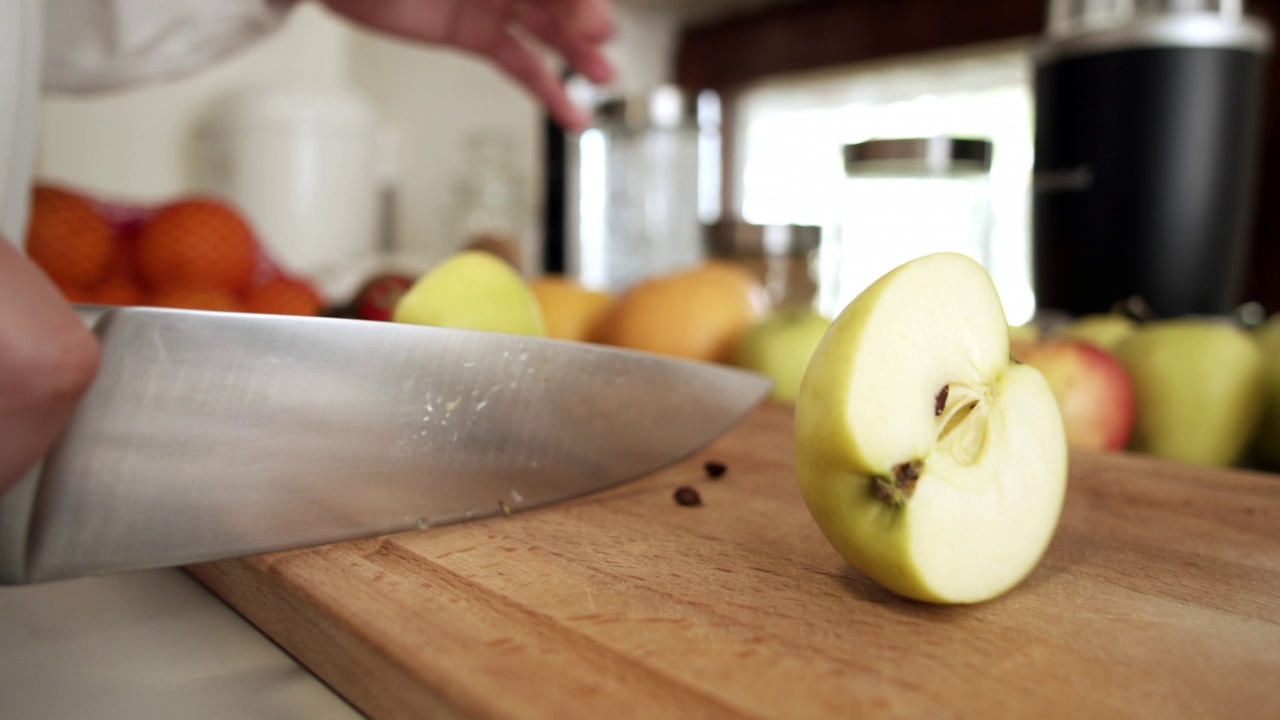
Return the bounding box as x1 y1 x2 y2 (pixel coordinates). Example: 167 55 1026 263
449 0 516 54
0 240 100 495
567 0 613 43
484 31 591 130
515 2 614 84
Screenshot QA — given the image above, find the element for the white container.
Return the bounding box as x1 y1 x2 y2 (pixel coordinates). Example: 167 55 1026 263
194 84 383 291
821 137 994 318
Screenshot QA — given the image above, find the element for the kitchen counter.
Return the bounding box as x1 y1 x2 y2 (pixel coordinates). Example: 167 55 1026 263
0 568 364 720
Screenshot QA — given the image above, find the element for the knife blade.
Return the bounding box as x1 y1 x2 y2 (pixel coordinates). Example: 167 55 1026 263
0 306 771 584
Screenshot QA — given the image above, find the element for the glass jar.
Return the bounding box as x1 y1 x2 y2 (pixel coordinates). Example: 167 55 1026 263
820 137 994 318
566 85 721 292
449 130 530 272
705 220 823 309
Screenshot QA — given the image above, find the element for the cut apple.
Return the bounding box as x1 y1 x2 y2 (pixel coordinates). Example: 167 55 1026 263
794 252 1068 604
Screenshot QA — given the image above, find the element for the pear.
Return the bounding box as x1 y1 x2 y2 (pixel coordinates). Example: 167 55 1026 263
1252 316 1280 467
1113 319 1264 467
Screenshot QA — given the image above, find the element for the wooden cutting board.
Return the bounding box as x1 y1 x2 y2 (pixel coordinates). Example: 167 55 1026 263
189 403 1280 720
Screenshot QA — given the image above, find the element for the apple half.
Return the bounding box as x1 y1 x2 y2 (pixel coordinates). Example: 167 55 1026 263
794 252 1068 604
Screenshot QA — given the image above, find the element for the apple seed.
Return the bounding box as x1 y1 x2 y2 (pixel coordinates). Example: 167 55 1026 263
674 486 702 506
935 385 949 416
870 460 923 507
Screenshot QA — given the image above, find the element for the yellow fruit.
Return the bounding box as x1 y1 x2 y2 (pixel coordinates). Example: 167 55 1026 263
1055 313 1137 351
393 250 546 337
1008 323 1040 359
529 276 614 342
732 305 831 404
594 262 769 363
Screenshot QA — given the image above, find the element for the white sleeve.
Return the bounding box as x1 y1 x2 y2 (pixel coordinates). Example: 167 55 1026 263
42 0 298 93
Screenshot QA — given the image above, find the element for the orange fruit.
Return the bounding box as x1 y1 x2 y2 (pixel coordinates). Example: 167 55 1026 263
594 262 770 363
699 260 772 299
88 248 145 306
529 275 614 342
135 198 259 293
244 277 324 316
92 276 146 306
54 279 99 304
25 186 116 287
149 284 244 312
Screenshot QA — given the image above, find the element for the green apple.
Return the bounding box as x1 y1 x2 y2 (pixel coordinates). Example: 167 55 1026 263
794 252 1068 604
394 250 547 337
1113 319 1264 467
1248 316 1280 467
732 305 831 404
1054 313 1137 351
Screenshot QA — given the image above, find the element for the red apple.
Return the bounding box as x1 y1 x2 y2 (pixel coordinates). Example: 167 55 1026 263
353 273 414 321
1013 340 1135 451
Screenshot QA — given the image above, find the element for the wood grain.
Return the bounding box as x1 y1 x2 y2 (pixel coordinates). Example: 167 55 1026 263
189 403 1280 719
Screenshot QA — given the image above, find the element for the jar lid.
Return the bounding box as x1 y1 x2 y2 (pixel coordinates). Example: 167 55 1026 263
594 86 719 130
1046 0 1249 39
843 137 993 177
1034 2 1271 62
704 220 822 258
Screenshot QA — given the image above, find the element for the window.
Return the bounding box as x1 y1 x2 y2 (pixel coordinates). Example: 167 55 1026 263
734 40 1037 324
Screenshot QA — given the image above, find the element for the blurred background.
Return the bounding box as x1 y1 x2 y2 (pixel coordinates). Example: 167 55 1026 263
30 0 1280 321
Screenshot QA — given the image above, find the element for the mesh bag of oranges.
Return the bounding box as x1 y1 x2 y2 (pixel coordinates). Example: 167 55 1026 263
24 184 325 316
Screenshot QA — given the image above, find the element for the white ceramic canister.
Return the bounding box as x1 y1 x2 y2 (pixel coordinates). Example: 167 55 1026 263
194 83 382 291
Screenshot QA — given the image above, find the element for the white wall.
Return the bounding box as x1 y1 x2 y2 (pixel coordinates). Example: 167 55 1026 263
36 3 351 202
345 28 540 271
34 1 684 277
604 4 681 95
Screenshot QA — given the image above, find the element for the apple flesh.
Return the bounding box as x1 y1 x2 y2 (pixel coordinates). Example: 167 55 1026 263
1113 319 1264 467
795 252 1067 604
1013 340 1135 452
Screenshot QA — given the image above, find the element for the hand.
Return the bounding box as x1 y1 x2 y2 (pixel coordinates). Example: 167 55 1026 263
318 0 615 130
0 239 101 496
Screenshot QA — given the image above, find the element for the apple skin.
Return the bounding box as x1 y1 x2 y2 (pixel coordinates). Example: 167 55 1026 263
1250 316 1280 467
731 306 831 404
1013 340 1135 452
1113 319 1265 467
393 251 547 337
353 273 414 322
1054 313 1137 352
1008 323 1040 359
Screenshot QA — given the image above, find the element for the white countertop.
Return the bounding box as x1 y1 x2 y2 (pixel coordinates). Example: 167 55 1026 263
0 568 365 719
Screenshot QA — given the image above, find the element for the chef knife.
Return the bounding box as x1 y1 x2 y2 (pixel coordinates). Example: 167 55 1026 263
0 306 771 584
